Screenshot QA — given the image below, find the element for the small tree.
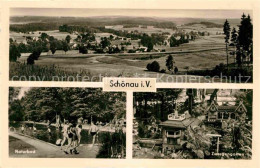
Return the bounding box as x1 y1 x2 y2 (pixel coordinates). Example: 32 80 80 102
147 42 153 52
100 37 111 49
169 36 179 47
50 41 57 55
27 55 35 65
31 47 42 60
147 61 160 72
174 66 178 74
62 40 69 54
166 55 174 73
65 35 71 44
79 45 88 54
223 19 231 69
9 44 21 62
40 33 49 41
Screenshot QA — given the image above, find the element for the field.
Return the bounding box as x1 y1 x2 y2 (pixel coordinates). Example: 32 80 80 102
13 33 232 83
10 30 77 43
109 25 176 35
10 16 243 83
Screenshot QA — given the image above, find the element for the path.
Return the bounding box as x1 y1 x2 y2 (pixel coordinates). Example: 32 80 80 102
9 132 99 158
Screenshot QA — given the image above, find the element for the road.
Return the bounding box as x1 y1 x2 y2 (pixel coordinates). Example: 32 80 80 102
20 47 226 59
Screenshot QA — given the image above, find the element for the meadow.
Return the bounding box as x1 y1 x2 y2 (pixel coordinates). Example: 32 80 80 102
9 62 93 81
9 17 243 83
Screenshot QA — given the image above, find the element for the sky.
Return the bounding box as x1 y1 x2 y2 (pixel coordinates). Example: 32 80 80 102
10 8 252 19
17 87 30 99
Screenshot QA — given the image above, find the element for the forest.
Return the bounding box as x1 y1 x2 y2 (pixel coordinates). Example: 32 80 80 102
9 87 126 123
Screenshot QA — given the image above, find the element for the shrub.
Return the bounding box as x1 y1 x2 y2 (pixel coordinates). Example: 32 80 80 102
147 61 160 72
146 63 151 71
160 69 166 73
79 45 88 54
9 44 21 62
27 55 35 65
97 130 126 158
138 122 148 138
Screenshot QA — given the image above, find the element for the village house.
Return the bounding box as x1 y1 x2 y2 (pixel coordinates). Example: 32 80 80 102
205 100 247 123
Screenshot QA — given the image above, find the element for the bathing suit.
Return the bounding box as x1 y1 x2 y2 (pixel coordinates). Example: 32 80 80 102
71 127 78 141
90 132 97 136
68 132 73 138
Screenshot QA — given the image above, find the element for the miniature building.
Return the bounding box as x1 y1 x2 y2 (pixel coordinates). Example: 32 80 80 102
206 101 247 122
160 107 201 153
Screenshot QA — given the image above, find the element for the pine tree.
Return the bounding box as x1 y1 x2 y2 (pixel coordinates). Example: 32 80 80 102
231 28 238 63
166 55 174 73
238 14 253 64
231 28 237 46
223 19 231 69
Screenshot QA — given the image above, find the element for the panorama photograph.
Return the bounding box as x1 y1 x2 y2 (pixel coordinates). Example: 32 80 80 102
8 87 126 158
133 89 252 159
9 8 253 83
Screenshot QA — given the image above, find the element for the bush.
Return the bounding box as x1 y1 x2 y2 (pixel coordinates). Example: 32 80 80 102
27 55 35 65
9 44 21 62
146 61 160 72
97 130 126 158
138 122 148 138
160 69 166 73
79 46 88 54
128 49 136 53
187 63 253 82
146 63 151 71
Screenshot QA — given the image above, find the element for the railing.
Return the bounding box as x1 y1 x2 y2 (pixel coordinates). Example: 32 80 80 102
168 113 185 121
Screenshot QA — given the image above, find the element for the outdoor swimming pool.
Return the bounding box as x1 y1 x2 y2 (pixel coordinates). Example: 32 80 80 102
9 122 106 145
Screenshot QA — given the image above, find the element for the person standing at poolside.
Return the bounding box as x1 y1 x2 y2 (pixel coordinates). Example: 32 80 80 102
64 122 73 154
47 125 52 136
89 121 99 147
76 120 83 146
70 119 83 154
60 120 69 150
21 124 25 134
70 123 79 154
32 123 37 132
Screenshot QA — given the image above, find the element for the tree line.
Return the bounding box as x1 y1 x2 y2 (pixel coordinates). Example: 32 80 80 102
10 33 72 64
9 87 126 123
223 13 253 68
